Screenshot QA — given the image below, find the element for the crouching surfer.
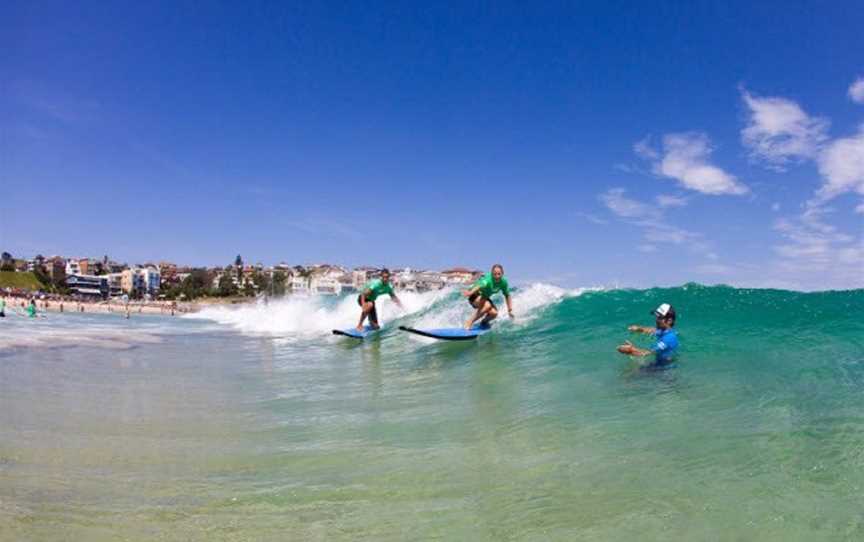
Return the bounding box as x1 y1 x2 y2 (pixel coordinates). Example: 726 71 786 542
357 269 403 331
462 264 513 330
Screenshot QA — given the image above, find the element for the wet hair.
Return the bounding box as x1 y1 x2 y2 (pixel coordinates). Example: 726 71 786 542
491 264 504 273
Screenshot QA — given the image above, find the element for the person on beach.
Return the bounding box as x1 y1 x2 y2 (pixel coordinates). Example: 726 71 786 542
26 298 37 318
617 303 679 367
357 269 403 331
462 264 514 330
0 296 6 317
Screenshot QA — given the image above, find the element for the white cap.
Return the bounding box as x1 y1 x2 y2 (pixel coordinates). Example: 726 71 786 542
651 303 674 318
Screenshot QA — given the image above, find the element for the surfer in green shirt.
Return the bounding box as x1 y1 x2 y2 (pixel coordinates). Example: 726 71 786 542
462 264 513 330
357 269 403 331
26 298 37 318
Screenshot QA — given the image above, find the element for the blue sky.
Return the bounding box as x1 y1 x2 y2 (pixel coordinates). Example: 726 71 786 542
2 1 862 290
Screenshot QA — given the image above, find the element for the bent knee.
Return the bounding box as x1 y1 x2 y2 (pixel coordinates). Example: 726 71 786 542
488 307 499 317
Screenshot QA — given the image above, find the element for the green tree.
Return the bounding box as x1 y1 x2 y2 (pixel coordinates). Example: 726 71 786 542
252 271 271 293
0 252 14 272
272 271 287 296
217 272 238 297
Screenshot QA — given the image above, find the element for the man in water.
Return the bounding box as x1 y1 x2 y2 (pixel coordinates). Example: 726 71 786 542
462 264 514 330
0 296 5 317
356 269 403 331
26 298 37 318
617 303 679 367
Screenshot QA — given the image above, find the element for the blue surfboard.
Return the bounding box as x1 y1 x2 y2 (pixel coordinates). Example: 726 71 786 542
398 323 492 341
332 325 379 339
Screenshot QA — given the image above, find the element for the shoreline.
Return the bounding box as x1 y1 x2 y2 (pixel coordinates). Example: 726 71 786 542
1 294 256 317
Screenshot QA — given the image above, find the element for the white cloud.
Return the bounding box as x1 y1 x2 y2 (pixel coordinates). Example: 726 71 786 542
770 203 863 289
656 194 688 208
849 77 864 104
637 244 657 253
856 202 864 214
816 125 864 200
633 137 659 160
637 132 748 195
600 188 658 220
740 89 829 170
599 188 714 256
575 211 609 225
771 202 781 212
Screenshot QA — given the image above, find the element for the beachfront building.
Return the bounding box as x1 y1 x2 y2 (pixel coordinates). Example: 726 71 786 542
26 255 45 273
66 274 109 299
106 273 124 297
121 268 146 296
415 271 446 291
440 267 480 285
65 259 82 275
141 266 161 295
45 257 67 283
290 276 310 294
309 276 341 295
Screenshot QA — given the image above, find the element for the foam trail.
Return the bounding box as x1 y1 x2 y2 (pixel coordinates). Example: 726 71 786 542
405 283 602 331
189 289 452 337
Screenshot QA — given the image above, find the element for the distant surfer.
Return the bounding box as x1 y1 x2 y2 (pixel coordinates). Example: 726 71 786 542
617 303 679 367
462 264 513 330
356 269 403 331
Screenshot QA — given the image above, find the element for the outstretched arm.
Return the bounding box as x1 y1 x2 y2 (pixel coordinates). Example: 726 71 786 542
617 341 652 356
505 294 513 318
627 325 656 335
390 293 403 309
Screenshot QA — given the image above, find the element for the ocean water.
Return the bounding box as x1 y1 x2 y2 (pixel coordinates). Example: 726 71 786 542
1 284 863 541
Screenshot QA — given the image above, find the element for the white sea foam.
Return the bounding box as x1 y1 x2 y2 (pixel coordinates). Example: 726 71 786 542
188 289 453 337
395 283 603 333
0 317 164 352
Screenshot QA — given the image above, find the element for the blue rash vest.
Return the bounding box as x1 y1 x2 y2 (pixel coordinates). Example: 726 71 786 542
651 329 679 364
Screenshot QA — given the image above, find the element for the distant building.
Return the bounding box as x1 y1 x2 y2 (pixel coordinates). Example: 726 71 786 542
65 258 100 276
67 274 108 298
106 273 124 297
26 255 45 273
66 259 82 275
440 267 480 284
121 269 146 295
45 257 67 283
310 276 341 295
141 266 161 295
290 276 310 294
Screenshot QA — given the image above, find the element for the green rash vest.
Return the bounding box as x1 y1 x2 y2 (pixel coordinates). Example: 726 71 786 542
363 279 395 302
473 272 510 299
26 304 36 318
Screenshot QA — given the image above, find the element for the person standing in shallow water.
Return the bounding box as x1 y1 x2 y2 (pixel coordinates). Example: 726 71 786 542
356 269 403 331
462 264 514 330
617 303 679 368
26 298 37 318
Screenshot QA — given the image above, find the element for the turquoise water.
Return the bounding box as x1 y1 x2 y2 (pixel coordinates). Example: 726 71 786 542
2 284 863 540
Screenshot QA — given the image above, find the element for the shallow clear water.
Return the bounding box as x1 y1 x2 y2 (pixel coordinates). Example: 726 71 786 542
2 285 863 540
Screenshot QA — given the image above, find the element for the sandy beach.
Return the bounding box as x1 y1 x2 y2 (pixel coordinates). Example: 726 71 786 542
0 294 253 317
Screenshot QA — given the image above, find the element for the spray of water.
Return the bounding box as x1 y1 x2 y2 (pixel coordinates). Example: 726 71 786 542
191 284 603 338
